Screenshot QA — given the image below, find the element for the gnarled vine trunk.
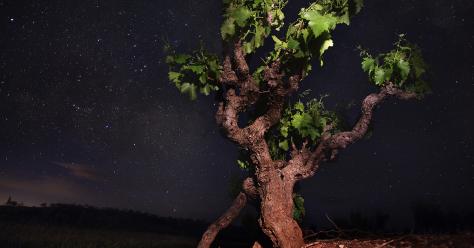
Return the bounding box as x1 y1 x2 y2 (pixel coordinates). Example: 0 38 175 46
194 32 420 247
258 169 304 248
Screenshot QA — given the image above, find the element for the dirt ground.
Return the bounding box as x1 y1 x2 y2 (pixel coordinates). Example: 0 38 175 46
304 233 474 248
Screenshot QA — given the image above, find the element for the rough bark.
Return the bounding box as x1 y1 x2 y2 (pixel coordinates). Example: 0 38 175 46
214 42 307 247
258 168 305 248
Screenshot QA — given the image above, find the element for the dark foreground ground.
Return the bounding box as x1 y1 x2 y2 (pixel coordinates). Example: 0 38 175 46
0 205 253 248
1 205 473 248
0 222 198 248
305 233 474 248
2 223 473 248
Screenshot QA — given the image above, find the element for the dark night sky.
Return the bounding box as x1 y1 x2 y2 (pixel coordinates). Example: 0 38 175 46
0 0 473 228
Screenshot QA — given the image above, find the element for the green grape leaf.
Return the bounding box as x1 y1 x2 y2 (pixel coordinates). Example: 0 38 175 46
397 59 410 82
291 112 319 140
287 38 300 50
242 42 254 54
266 98 340 161
237 159 250 170
373 67 386 85
168 71 182 83
319 117 327 128
360 35 429 92
272 35 285 47
301 29 310 43
221 18 236 39
361 57 375 73
232 7 253 27
280 125 289 138
180 83 197 100
278 139 289 151
293 194 305 223
307 128 319 141
254 25 266 47
165 47 220 101
208 59 219 74
200 84 212 95
302 11 338 38
174 54 191 64
319 39 334 66
290 113 305 129
183 64 205 74
274 9 285 30
294 102 305 112
320 39 334 56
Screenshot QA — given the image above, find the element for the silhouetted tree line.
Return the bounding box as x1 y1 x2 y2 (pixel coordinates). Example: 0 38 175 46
411 201 474 233
4 196 23 207
2 197 472 243
330 211 391 233
319 202 474 235
0 202 253 244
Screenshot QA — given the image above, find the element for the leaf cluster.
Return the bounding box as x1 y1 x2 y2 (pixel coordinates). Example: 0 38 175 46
360 34 430 96
267 97 340 160
166 48 221 100
264 0 363 79
221 0 288 54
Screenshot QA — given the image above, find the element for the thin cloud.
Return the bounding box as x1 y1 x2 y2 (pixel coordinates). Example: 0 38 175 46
52 161 100 182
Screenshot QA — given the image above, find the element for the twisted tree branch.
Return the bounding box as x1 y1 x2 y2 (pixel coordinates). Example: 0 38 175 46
197 192 247 248
216 45 304 169
327 82 417 150
296 82 418 179
197 177 258 248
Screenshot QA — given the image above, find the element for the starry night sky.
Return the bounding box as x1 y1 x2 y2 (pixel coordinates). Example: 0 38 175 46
0 0 473 228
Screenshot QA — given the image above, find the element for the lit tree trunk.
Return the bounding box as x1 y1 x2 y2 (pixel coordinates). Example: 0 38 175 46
211 43 307 247
258 169 304 248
